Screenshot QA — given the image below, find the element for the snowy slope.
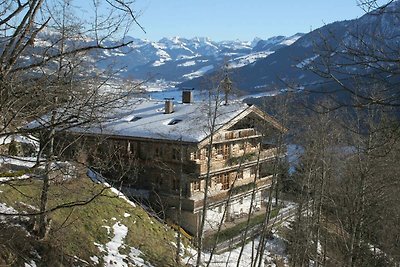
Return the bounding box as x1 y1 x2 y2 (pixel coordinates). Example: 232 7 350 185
181 1 400 94
23 31 303 84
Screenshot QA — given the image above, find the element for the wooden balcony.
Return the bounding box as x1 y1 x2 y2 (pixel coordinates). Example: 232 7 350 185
155 174 273 213
188 147 279 175
213 128 261 144
191 175 273 210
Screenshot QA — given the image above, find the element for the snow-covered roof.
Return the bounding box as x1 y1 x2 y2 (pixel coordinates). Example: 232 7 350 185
71 98 251 143
0 134 39 147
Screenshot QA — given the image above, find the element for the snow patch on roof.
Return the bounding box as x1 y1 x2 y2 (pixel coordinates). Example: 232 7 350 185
72 98 249 143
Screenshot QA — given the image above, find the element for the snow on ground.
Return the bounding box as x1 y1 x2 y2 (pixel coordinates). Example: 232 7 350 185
183 65 214 80
296 55 319 69
228 51 274 69
280 34 302 46
177 60 196 67
139 80 179 93
184 234 289 267
0 134 39 148
106 183 136 208
24 260 37 267
182 200 296 266
94 221 153 267
0 174 30 182
279 201 297 214
0 203 18 220
287 144 304 174
102 225 111 235
86 168 136 208
90 256 99 264
152 48 172 67
241 90 281 100
103 222 128 266
0 156 37 168
129 248 154 267
177 54 201 61
18 202 39 211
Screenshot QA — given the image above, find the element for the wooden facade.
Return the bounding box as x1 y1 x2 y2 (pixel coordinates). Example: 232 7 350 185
56 97 286 236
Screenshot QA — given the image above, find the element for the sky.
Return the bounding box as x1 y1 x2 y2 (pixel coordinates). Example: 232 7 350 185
127 0 371 41
78 0 388 42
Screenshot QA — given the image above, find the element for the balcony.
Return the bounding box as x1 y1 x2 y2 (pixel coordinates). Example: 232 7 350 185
188 147 279 175
213 128 261 144
190 175 273 210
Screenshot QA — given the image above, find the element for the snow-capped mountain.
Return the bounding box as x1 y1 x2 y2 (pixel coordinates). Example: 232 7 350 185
12 27 304 86
181 1 400 95
86 34 304 82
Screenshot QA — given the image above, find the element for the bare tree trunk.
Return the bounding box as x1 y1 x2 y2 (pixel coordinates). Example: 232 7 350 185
38 106 56 239
253 128 286 267
236 147 262 266
206 150 246 266
176 137 183 265
196 95 220 267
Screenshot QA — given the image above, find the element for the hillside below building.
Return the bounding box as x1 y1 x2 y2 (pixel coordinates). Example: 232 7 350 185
47 90 287 237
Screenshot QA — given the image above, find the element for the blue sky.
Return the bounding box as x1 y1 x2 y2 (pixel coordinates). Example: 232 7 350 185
79 0 386 41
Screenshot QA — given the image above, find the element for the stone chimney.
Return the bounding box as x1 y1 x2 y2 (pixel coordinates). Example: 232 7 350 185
182 89 193 104
164 98 174 114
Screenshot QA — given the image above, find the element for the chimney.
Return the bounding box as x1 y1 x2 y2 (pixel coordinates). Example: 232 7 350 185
182 89 193 104
164 98 174 114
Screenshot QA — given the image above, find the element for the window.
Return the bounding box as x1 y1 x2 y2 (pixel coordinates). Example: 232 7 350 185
215 174 222 184
216 144 223 155
168 119 182 125
215 144 229 159
250 166 257 176
238 142 245 150
225 132 234 140
172 177 179 191
221 173 230 190
191 150 202 160
154 145 164 158
193 181 200 192
202 147 209 160
237 171 243 180
172 148 180 160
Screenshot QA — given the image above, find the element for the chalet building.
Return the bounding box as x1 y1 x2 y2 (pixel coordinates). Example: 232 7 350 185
54 90 287 236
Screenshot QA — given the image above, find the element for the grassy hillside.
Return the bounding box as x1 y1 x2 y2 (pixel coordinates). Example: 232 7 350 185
0 175 190 266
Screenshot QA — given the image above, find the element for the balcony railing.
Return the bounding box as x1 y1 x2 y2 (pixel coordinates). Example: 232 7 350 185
213 128 261 143
189 147 279 175
191 175 273 210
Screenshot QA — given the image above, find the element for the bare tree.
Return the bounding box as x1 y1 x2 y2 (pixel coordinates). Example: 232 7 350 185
286 2 400 265
0 0 145 240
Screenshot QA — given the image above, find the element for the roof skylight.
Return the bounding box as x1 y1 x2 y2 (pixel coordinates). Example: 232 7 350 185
168 119 182 125
129 116 142 122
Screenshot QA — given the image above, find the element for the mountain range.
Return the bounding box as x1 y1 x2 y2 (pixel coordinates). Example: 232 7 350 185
22 0 400 98
90 34 304 85
181 1 400 95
